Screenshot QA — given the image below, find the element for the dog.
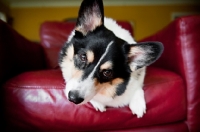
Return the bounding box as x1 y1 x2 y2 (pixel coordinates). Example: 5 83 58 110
59 0 163 118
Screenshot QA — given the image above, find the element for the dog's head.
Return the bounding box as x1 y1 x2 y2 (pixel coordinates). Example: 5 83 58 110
59 0 163 104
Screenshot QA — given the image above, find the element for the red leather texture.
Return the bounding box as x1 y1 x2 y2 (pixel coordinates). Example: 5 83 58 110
142 15 200 132
4 67 186 131
0 20 45 85
40 21 75 49
40 20 134 68
40 21 76 68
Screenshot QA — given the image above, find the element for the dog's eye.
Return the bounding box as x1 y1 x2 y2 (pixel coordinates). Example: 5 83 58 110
102 70 113 79
79 53 87 62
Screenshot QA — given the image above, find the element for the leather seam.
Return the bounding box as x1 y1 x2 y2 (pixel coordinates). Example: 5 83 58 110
5 86 64 89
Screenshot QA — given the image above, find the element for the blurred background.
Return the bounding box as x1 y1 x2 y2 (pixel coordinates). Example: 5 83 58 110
0 0 200 42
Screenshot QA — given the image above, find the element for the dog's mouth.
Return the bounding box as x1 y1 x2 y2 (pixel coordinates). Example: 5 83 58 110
68 90 95 105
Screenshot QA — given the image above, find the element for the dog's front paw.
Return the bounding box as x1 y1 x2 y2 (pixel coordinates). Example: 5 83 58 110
129 89 146 118
90 100 106 112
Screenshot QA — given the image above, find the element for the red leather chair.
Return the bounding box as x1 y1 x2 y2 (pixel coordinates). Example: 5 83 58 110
0 15 199 132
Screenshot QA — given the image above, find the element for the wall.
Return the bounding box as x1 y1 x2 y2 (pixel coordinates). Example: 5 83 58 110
10 4 200 42
0 1 9 14
0 1 10 22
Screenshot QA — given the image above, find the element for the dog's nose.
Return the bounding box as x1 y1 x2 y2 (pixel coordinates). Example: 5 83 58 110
68 90 84 104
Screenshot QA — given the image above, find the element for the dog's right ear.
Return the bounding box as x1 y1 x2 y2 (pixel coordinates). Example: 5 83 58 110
75 0 104 36
123 42 164 71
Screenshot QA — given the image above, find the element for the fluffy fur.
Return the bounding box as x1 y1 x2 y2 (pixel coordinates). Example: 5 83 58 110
59 0 163 118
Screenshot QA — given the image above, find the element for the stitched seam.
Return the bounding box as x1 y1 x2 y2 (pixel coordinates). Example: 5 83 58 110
6 86 64 89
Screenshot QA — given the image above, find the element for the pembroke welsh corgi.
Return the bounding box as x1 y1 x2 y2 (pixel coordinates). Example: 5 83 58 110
59 0 163 118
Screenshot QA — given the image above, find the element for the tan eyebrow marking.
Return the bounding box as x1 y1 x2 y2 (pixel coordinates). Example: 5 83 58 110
87 50 94 63
100 61 112 71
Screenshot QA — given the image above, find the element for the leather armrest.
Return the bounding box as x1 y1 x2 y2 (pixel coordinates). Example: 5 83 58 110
0 20 45 84
140 15 200 76
140 15 200 131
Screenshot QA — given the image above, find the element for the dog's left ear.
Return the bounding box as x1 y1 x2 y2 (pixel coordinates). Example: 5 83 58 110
124 42 164 71
75 0 104 36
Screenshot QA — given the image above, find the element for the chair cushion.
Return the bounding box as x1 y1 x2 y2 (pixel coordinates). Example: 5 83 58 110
3 67 186 131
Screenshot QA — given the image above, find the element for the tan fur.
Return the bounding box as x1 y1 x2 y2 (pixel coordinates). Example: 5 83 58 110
100 61 112 71
94 78 124 97
87 50 95 63
72 69 83 79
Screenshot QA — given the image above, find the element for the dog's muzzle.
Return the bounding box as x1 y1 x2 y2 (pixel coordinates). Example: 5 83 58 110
68 90 84 104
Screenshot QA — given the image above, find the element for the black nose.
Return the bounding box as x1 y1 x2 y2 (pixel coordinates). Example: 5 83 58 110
68 91 84 104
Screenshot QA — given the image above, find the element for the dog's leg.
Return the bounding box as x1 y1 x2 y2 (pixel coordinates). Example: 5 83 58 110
129 88 146 118
90 100 106 112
